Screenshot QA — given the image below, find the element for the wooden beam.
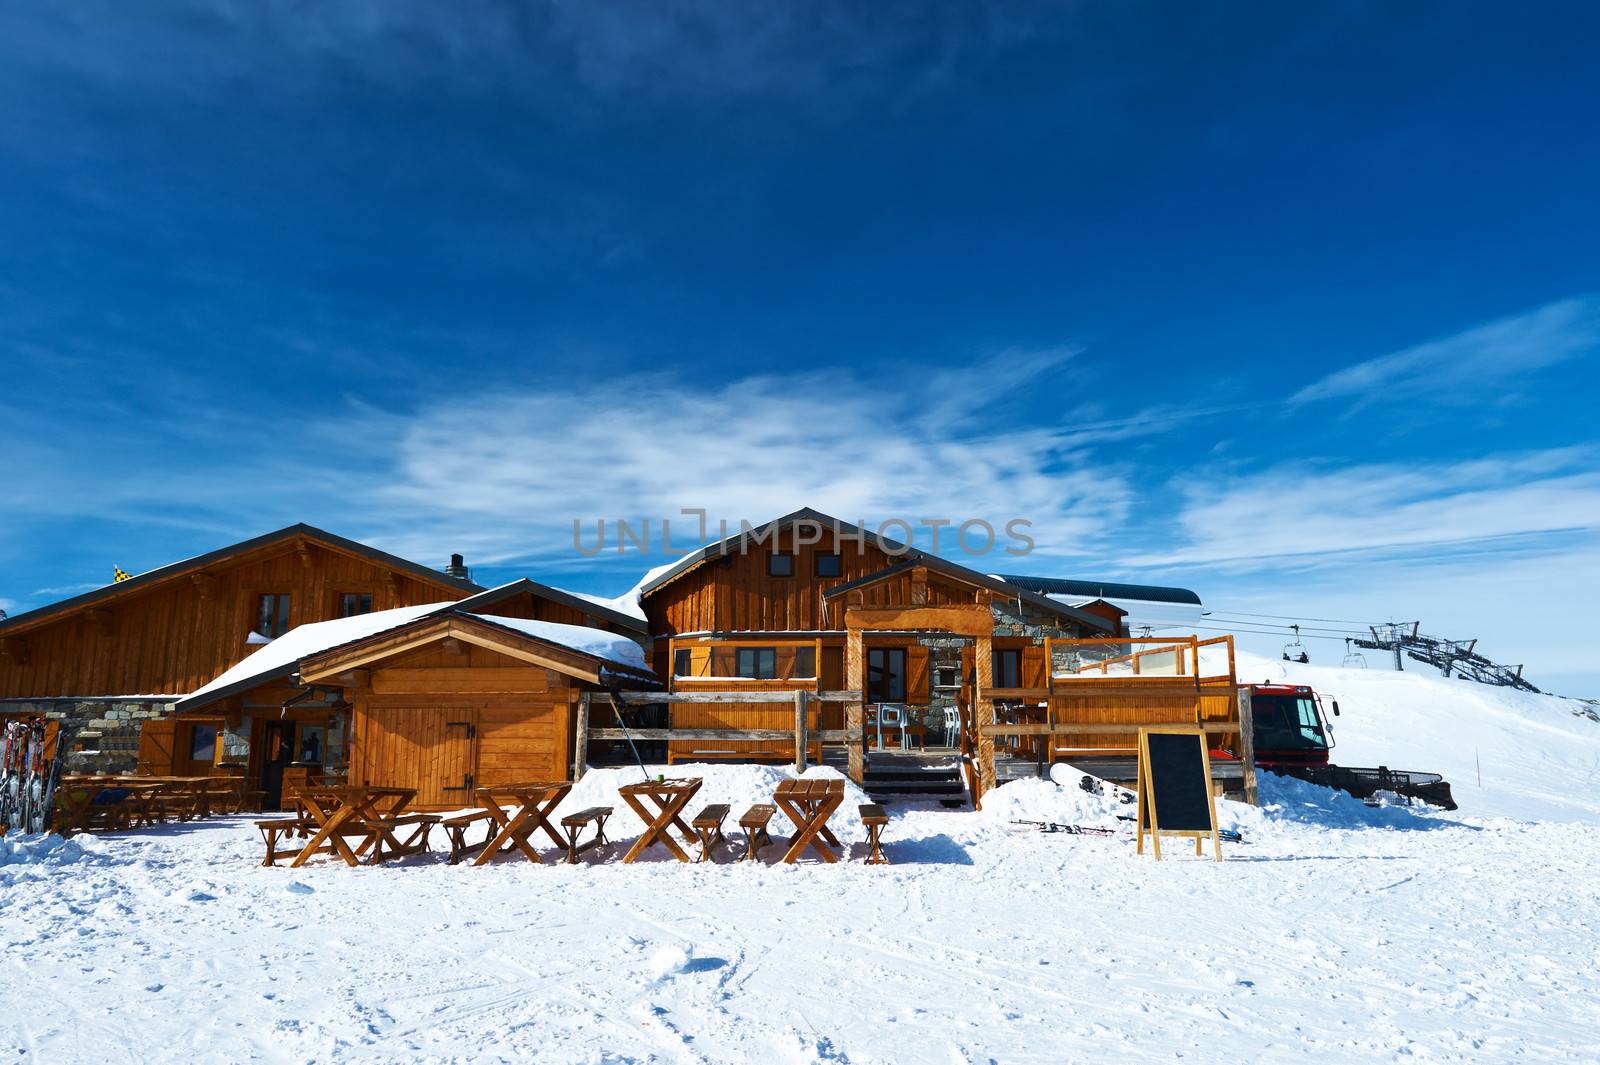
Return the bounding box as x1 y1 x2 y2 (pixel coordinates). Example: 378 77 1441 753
574 691 591 782
1237 685 1258 806
975 634 995 792
846 628 864 785
845 603 993 637
982 723 1239 736
794 689 808 772
589 728 859 742
589 689 860 705
295 539 314 569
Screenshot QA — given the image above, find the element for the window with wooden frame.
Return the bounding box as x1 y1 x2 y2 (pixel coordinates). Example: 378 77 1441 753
336 592 373 618
814 552 842 578
673 649 692 677
867 648 907 702
992 648 1023 689
766 553 794 578
253 593 292 639
735 647 778 680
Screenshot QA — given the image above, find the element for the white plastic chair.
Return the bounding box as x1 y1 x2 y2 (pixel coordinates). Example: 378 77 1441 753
941 706 962 747
876 704 906 750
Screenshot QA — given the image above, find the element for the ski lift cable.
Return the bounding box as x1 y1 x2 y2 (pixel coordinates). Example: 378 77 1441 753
1204 616 1373 636
1201 607 1383 625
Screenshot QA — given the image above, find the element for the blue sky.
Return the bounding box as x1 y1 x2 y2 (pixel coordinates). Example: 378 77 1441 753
3 3 1599 694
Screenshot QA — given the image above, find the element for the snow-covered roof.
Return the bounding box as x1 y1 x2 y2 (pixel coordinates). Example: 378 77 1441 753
176 603 454 710
452 578 649 632
464 614 648 672
176 602 655 712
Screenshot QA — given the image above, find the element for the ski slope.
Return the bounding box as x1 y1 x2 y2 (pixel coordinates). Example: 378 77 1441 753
1237 651 1600 822
4 667 1600 1062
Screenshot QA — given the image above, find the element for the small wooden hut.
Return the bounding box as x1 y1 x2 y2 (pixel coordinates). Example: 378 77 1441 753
294 611 660 808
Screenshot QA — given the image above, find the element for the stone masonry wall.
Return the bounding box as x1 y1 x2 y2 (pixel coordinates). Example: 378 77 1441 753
2 699 177 774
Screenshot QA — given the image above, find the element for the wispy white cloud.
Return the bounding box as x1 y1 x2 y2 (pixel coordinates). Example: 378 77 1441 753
1130 447 1600 569
322 348 1152 569
1289 295 1600 408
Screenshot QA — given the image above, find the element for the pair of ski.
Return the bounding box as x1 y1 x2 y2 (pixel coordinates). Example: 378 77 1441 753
0 717 73 836
1010 819 1117 837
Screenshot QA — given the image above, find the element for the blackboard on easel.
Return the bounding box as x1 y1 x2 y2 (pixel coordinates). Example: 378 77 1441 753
1136 727 1223 861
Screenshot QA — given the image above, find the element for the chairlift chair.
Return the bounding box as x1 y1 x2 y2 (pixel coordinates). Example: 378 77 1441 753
1341 638 1368 669
1282 623 1308 663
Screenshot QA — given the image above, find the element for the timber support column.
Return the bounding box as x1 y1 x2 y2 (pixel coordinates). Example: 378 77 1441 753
974 634 996 793
573 691 591 782
1237 685 1258 805
845 629 865 785
793 690 808 773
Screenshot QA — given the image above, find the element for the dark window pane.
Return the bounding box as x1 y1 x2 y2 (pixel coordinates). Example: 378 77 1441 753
992 650 1022 688
338 592 373 617
815 553 842 578
794 647 816 678
736 647 778 679
673 649 692 676
188 725 217 763
767 554 794 577
868 648 906 701
255 593 291 638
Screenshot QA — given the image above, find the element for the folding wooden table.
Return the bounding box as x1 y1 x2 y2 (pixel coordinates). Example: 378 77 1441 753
617 777 703 863
773 778 845 864
470 781 573 865
287 786 427 867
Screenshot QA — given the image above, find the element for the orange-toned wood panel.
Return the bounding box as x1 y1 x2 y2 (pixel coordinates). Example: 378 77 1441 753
0 539 468 699
643 531 901 636
1047 680 1241 756
665 679 821 763
352 704 476 807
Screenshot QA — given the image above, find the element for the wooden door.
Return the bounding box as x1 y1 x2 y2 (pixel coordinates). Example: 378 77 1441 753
356 707 478 808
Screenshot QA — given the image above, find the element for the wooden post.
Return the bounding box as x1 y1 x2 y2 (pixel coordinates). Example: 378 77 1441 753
1236 685 1257 806
845 629 865 785
793 689 808 773
975 634 996 793
573 691 591 782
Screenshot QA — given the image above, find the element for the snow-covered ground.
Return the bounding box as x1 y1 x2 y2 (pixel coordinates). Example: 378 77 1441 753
5 663 1600 1062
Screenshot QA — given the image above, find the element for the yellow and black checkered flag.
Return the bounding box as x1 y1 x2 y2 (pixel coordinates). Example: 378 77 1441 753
113 566 133 583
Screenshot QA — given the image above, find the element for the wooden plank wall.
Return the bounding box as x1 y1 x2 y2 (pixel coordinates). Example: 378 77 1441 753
0 540 465 699
349 641 573 810
644 531 900 635
666 679 822 763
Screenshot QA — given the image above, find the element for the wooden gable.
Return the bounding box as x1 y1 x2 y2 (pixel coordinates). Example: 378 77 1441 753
0 531 473 699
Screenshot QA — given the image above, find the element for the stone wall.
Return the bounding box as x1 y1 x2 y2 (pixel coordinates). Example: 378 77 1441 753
1 699 176 774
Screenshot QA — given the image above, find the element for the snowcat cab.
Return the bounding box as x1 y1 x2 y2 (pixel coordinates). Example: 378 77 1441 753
1248 682 1456 810
1249 684 1336 768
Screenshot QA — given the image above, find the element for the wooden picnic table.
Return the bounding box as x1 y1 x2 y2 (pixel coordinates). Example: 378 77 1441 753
286 786 435 868
773 778 846 864
469 781 573 865
54 777 165 835
618 777 703 863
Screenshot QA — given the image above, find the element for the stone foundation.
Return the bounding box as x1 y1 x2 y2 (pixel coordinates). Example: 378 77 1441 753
1 699 177 775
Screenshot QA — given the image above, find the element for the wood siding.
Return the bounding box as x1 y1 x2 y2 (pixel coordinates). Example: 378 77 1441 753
644 531 903 635
665 678 822 764
0 539 465 699
348 641 575 810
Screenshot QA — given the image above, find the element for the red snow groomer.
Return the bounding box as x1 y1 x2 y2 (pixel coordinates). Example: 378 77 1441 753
1248 683 1456 810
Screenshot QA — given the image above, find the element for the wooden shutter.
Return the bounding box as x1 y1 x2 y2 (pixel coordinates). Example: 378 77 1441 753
907 645 930 705
136 718 178 775
1022 645 1047 689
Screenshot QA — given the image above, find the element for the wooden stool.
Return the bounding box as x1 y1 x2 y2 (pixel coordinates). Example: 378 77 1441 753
859 803 890 865
738 804 775 862
256 817 310 867
559 806 613 864
691 803 731 863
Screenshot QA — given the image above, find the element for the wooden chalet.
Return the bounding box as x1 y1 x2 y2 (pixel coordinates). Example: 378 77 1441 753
3 509 1250 813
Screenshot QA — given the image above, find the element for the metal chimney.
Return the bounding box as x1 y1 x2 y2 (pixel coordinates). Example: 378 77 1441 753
445 552 470 580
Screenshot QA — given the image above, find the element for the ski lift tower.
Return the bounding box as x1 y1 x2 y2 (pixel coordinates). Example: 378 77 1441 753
1354 622 1417 672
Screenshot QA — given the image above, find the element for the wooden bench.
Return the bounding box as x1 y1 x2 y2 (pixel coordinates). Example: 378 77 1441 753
359 813 440 864
256 817 312 867
442 808 500 865
691 803 730 863
559 806 612 864
737 803 775 863
859 803 890 865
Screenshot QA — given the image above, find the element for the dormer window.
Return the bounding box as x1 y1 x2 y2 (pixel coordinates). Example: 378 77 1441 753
254 593 291 639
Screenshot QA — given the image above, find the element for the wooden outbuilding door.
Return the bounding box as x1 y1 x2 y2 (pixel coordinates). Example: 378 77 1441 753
355 707 478 808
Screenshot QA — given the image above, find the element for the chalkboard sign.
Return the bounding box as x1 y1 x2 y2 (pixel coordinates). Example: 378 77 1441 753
1136 727 1223 861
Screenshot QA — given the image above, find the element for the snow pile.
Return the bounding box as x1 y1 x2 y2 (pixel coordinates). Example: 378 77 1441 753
1238 650 1600 822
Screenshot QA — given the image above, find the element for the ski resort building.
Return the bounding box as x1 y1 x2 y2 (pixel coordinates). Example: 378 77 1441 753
0 510 1242 810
